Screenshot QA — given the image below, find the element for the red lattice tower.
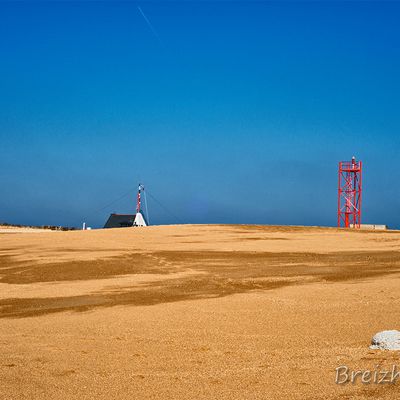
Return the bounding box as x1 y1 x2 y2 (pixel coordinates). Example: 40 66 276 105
338 156 362 228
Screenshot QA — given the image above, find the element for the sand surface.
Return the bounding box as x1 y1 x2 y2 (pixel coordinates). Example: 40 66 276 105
0 225 53 234
1 224 400 399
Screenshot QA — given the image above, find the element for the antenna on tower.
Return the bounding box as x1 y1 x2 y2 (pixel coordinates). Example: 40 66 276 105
133 183 148 227
136 183 143 214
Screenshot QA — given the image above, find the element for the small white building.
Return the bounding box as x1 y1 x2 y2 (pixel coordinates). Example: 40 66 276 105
133 212 147 227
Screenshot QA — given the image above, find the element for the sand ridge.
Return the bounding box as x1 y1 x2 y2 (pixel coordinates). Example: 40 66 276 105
1 224 400 399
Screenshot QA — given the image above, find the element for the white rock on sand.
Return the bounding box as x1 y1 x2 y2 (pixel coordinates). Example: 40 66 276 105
370 330 400 350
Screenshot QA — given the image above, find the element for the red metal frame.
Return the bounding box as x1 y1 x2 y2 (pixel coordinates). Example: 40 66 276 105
338 157 362 228
136 184 142 213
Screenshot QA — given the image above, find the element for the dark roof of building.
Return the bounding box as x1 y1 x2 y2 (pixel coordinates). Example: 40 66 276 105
103 214 135 229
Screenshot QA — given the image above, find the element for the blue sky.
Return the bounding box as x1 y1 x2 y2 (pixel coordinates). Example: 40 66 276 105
1 1 399 228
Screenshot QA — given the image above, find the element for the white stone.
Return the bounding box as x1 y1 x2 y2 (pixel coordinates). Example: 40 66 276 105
370 330 400 350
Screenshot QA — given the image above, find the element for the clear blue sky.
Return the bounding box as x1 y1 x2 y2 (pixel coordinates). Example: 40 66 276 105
1 1 399 228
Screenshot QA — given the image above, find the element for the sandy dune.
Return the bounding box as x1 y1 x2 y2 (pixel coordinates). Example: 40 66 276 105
0 225 52 234
1 224 400 399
